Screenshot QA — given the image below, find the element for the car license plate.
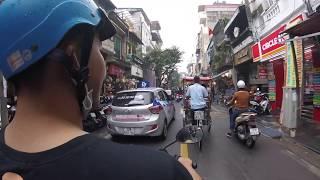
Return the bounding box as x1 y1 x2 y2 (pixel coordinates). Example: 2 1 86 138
194 111 204 120
122 128 135 135
250 128 259 136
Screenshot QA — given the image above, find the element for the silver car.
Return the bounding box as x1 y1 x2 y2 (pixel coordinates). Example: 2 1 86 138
106 88 175 139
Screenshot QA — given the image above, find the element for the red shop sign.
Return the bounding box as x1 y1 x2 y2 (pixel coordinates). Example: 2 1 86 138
252 14 305 62
108 64 124 77
251 25 286 62
260 25 286 55
252 43 260 62
259 68 268 79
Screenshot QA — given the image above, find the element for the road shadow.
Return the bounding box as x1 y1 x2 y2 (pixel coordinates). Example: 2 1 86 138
111 135 164 145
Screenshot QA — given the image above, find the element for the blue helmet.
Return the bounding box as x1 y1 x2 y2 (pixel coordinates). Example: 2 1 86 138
0 0 116 79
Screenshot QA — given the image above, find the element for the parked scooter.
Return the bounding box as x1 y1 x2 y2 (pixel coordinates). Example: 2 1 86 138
7 96 17 123
229 108 260 148
100 95 113 106
250 91 271 115
175 94 183 102
160 126 203 169
83 107 108 132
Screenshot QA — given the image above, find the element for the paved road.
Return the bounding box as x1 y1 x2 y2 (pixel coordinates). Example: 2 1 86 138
95 103 320 180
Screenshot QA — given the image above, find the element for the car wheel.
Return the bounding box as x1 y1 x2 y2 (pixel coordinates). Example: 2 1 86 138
160 120 168 140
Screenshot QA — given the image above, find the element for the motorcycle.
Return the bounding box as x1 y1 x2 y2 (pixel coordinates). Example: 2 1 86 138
183 98 212 150
175 94 183 102
83 107 108 132
229 108 260 148
250 92 271 115
7 104 16 123
7 96 17 123
160 126 203 169
100 95 113 106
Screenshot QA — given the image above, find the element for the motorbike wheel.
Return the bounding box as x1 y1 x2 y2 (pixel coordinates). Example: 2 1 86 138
255 106 263 115
208 119 213 133
245 137 256 149
198 139 202 151
8 112 15 123
265 105 272 115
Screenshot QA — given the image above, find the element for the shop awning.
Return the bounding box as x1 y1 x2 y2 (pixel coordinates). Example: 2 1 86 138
183 76 213 81
129 31 143 45
212 69 232 79
106 58 131 70
282 12 320 37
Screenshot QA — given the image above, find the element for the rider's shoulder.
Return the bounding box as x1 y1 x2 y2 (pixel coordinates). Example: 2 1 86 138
85 135 176 165
83 135 187 178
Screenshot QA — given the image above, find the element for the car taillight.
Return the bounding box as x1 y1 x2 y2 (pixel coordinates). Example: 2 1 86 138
104 106 112 115
149 105 163 114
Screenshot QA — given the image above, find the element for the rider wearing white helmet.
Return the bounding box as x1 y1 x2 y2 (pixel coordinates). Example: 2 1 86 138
227 80 250 137
0 0 200 179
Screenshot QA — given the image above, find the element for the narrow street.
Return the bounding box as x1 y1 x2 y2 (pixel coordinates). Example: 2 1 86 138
95 103 320 180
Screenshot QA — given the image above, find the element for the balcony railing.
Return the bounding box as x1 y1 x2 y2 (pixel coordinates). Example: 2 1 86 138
262 2 280 23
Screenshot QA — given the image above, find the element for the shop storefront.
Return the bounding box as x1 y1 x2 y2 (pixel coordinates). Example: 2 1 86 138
130 64 143 89
234 46 252 83
251 14 306 111
251 25 286 111
282 11 320 122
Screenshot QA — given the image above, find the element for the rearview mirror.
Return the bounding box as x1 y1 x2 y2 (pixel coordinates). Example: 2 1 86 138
176 126 203 144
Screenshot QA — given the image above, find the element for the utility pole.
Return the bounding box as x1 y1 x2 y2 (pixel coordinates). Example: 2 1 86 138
303 0 314 15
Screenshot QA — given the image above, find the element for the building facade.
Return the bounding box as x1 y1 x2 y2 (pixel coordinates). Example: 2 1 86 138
116 8 161 87
197 2 240 75
249 0 307 112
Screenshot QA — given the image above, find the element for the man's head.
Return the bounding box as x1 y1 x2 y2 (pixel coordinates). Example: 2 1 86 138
237 80 246 90
194 76 200 84
0 0 116 115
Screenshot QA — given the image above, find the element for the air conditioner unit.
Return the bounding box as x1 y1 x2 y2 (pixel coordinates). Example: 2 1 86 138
262 0 270 11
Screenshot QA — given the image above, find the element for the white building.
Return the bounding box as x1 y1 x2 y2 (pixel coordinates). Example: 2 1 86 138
116 8 159 86
151 21 163 49
197 2 240 75
249 0 310 40
116 8 154 55
248 0 320 126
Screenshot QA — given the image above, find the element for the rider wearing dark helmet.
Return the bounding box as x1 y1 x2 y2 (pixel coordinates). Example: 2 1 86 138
0 0 200 179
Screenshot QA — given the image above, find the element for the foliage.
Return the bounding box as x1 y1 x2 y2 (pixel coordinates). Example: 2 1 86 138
211 43 232 73
168 70 181 89
143 47 183 86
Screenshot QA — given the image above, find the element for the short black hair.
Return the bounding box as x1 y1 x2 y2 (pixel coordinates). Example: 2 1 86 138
194 76 200 83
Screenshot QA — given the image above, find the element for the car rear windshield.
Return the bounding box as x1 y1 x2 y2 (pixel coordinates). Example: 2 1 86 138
112 91 154 107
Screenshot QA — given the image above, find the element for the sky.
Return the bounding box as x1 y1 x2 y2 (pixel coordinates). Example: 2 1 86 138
114 0 243 72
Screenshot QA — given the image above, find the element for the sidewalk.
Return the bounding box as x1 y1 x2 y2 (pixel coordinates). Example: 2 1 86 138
257 111 320 154
211 103 320 154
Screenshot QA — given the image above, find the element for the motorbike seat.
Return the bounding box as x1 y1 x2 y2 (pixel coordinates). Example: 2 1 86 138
235 112 257 123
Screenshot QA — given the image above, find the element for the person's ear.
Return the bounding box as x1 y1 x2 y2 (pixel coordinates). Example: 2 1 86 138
65 44 80 70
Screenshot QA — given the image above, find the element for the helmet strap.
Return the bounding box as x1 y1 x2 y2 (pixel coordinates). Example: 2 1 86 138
51 28 95 118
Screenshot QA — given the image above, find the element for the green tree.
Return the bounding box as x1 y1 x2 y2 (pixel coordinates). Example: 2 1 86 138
168 70 181 89
143 47 183 87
